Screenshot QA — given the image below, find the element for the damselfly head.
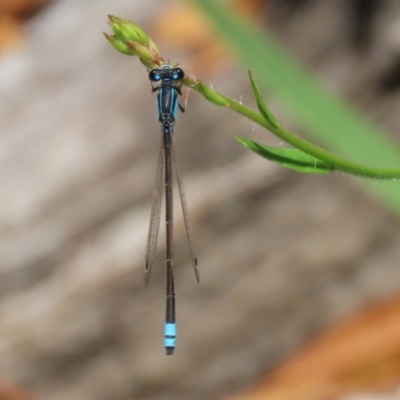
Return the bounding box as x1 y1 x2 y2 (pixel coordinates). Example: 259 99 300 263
149 65 185 82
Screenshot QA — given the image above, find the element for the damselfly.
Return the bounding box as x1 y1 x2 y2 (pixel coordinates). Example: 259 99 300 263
145 64 200 355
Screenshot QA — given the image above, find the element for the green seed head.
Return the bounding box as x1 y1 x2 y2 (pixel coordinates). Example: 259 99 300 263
105 16 163 68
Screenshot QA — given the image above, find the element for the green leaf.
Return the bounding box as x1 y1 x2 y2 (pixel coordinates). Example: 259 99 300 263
248 71 280 129
237 137 333 174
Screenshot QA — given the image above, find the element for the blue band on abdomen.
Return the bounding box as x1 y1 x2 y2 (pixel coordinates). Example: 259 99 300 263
165 323 176 349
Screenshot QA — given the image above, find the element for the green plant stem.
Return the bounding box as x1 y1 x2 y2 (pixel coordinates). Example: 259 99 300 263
183 76 400 179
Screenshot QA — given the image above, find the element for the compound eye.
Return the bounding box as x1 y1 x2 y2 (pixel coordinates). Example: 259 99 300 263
172 68 184 80
149 69 161 82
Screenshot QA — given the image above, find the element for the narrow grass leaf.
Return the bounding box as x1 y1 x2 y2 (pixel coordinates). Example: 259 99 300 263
237 137 333 174
248 71 280 129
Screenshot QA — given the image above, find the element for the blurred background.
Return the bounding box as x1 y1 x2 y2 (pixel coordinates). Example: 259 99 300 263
1 0 400 399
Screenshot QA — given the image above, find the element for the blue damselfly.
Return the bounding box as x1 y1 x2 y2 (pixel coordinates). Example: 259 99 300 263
145 65 200 355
